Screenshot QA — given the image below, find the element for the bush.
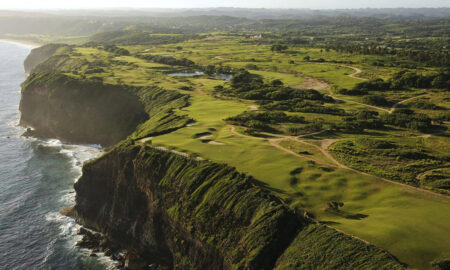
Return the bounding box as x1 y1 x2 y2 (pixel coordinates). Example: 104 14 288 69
271 44 288 52
355 138 395 149
226 111 305 125
362 95 389 106
381 111 432 131
407 99 441 110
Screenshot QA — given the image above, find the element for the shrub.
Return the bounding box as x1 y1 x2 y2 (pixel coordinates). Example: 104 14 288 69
362 95 389 106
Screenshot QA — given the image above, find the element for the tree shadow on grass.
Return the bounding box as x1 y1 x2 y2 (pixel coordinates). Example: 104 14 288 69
326 208 369 220
320 220 341 226
345 213 369 220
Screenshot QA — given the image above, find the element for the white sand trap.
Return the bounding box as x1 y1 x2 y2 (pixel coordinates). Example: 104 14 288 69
248 105 258 111
208 141 225 145
194 132 213 139
198 134 213 140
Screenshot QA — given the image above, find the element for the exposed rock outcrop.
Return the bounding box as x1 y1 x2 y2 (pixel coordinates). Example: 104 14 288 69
20 73 148 146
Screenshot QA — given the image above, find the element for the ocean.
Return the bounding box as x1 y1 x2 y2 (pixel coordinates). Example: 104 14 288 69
0 41 110 269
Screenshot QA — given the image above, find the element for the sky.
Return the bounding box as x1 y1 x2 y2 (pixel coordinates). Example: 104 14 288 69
0 0 449 10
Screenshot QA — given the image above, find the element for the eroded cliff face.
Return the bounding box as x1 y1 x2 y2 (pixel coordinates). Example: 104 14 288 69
71 141 301 269
24 44 71 73
19 73 148 146
70 141 405 270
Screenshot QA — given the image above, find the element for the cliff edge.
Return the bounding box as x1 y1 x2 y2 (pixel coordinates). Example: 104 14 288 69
69 140 405 269
20 73 148 146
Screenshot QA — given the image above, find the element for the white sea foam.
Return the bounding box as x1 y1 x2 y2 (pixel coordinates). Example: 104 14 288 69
39 139 110 267
45 211 116 269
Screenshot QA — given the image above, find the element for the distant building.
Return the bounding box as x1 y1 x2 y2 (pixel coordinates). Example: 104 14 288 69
251 34 262 40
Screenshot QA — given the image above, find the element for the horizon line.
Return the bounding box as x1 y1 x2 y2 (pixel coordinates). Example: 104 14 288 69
1 6 450 11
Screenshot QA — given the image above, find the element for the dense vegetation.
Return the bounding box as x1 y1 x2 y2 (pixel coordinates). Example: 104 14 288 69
348 70 450 94
329 137 450 194
381 109 432 131
136 53 196 68
218 69 344 115
226 111 305 132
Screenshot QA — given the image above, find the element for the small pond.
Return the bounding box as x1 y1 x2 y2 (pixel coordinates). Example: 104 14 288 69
168 71 205 77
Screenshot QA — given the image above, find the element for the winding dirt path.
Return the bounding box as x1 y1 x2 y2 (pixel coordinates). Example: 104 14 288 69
297 129 328 138
268 138 335 167
340 65 368 81
389 92 427 113
291 137 345 168
298 64 390 112
312 63 368 81
327 87 390 113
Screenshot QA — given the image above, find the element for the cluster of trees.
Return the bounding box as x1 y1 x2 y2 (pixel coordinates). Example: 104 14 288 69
381 109 432 131
136 54 196 67
226 111 305 131
101 45 130 56
326 44 449 67
271 44 288 52
354 138 395 149
351 71 450 93
328 108 433 133
219 69 347 116
228 70 327 100
303 56 326 63
263 100 347 115
203 65 233 75
389 70 450 89
407 99 442 110
331 114 384 133
362 95 390 106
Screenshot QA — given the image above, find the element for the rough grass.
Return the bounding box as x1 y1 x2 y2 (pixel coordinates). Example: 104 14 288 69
329 137 450 192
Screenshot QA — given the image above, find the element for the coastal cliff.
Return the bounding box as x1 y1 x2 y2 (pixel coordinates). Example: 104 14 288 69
24 44 71 73
69 140 405 269
20 73 148 146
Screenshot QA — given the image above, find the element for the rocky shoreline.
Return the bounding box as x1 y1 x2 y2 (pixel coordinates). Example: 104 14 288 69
76 226 162 270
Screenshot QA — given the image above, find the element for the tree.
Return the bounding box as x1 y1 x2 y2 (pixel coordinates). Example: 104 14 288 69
271 44 288 52
362 95 389 106
271 79 284 86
